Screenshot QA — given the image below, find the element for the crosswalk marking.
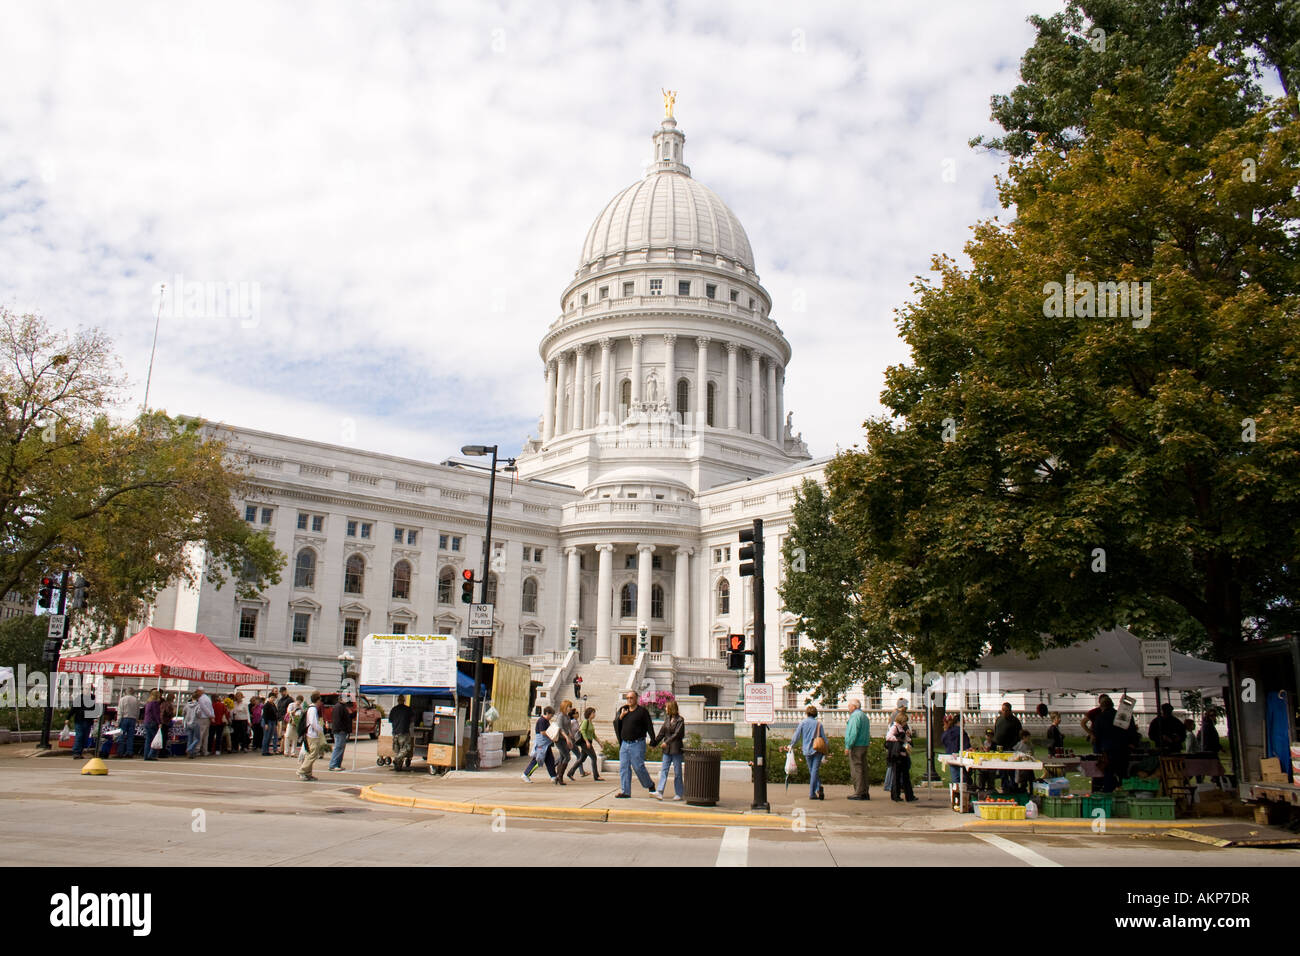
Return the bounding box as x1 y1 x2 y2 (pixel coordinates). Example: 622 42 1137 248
715 826 750 867
973 833 1062 867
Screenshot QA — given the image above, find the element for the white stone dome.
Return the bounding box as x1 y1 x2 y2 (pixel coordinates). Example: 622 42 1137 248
577 119 755 272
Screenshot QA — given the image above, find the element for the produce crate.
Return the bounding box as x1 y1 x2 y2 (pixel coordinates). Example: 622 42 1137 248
974 802 1001 820
1041 795 1081 818
975 801 1026 820
1081 793 1114 817
1110 795 1130 818
1128 797 1176 821
1011 792 1033 805
1122 776 1161 792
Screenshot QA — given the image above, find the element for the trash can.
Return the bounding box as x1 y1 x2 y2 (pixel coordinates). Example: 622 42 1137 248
684 748 722 807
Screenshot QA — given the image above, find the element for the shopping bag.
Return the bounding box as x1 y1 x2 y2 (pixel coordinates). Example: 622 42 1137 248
784 747 797 775
151 729 164 750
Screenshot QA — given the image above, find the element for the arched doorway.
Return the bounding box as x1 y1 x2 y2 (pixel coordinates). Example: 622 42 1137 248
688 684 720 707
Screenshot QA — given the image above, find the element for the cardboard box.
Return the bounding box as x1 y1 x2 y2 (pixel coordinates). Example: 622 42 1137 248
1260 757 1282 775
1261 771 1289 784
426 743 464 766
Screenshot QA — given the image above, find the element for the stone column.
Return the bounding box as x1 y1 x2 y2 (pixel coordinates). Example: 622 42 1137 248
695 336 710 428
543 361 556 443
674 548 691 658
664 333 677 415
630 334 643 404
776 365 785 448
726 343 739 430
595 544 614 662
599 337 613 425
553 351 568 437
635 543 655 645
766 358 778 441
573 346 587 432
749 349 762 436
565 547 581 640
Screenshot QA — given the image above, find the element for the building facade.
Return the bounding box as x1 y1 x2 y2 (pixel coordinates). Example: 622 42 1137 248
147 109 834 711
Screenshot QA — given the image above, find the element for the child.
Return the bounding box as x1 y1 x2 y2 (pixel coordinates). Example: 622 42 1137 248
976 729 997 794
1014 729 1035 793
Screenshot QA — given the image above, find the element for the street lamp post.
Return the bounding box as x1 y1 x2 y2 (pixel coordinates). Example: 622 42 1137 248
460 444 516 771
569 621 579 652
638 622 647 653
336 651 355 692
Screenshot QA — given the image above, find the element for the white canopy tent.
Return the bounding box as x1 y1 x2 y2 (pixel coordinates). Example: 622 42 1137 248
973 627 1227 693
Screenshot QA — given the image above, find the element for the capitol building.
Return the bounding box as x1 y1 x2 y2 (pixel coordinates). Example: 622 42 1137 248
148 107 835 712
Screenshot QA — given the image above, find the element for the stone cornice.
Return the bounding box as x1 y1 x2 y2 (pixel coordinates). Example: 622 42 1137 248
539 309 790 364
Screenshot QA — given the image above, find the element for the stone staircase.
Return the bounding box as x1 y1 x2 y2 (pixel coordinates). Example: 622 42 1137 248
567 661 634 718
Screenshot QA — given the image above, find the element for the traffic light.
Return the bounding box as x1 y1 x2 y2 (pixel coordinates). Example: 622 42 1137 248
739 519 763 578
69 575 88 610
461 568 475 604
37 576 55 610
727 633 746 670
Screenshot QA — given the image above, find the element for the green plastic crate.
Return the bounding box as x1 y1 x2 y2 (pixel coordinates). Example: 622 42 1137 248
1041 795 1081 818
1011 792 1033 805
1081 793 1114 817
1122 776 1161 792
1128 797 1176 821
1111 795 1130 818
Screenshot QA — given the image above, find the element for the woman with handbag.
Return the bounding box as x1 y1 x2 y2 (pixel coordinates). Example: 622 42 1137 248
567 703 593 780
886 713 918 802
787 705 828 800
552 698 576 785
652 700 687 800
142 690 162 761
523 706 558 781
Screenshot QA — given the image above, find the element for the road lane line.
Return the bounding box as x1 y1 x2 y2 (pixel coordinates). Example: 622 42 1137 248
973 833 1062 867
715 826 749 867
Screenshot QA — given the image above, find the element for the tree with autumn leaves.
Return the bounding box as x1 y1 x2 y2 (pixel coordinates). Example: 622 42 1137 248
0 310 284 641
781 11 1299 701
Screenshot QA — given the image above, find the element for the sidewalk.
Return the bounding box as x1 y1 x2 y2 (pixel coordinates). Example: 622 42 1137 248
356 762 1226 833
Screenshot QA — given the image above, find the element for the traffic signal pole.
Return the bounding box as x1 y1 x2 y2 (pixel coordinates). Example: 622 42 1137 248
740 519 769 812
465 445 499 772
38 570 70 750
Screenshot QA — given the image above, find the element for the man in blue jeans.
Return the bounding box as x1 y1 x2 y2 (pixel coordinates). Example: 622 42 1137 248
116 689 140 758
328 696 354 771
261 689 280 755
613 691 656 798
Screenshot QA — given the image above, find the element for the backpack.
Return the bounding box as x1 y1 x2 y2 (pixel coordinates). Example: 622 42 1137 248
296 706 310 739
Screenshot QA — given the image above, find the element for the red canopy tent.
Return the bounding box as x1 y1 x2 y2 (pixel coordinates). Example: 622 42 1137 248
58 627 269 685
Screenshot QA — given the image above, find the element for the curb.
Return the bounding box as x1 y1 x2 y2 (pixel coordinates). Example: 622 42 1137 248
962 818 1225 831
358 785 795 828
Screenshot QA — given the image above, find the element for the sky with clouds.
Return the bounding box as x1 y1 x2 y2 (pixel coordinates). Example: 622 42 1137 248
0 0 1066 466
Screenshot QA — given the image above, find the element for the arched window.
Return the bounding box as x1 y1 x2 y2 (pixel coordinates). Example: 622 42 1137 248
294 548 316 589
485 572 498 606
651 584 664 619
620 378 631 411
706 382 716 426
344 554 365 595
716 579 730 615
521 576 538 614
620 583 636 618
437 567 454 605
391 560 411 600
676 378 689 416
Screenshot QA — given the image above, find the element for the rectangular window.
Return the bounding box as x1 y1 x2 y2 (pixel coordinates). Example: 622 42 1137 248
649 279 662 295
347 520 357 537
523 544 531 561
705 283 717 299
360 522 371 539
238 609 257 641
451 536 461 552
599 286 609 299
343 618 359 647
622 281 634 296
729 289 739 303
678 280 690 296
391 623 407 635
297 513 308 530
749 297 755 309
534 548 544 563
439 533 449 550
580 293 589 306
245 505 258 523
407 529 417 545
625 555 636 570
261 508 273 524
651 555 662 570
522 634 535 656
292 613 310 644
394 527 404 542
312 515 324 533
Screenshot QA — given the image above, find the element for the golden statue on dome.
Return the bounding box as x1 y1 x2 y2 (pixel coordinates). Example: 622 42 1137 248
661 88 677 118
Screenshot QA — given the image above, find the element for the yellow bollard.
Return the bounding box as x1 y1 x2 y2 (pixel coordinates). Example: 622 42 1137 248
81 757 108 775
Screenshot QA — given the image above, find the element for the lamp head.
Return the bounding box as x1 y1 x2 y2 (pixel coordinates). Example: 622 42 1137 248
460 445 491 456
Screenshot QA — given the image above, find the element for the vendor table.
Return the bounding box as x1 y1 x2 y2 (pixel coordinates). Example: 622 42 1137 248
938 754 1044 773
1041 756 1082 776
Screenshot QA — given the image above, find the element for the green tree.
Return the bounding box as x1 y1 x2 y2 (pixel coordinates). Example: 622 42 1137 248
0 311 285 637
973 0 1299 157
0 614 45 674
830 50 1299 673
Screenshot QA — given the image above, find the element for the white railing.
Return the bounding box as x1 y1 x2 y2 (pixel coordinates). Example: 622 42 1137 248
623 652 648 694
539 649 578 707
646 652 671 666
694 707 1153 732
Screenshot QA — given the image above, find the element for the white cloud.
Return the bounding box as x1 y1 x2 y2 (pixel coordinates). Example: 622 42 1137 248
0 0 1063 459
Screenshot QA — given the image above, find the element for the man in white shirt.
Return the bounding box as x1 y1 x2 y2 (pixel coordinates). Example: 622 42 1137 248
298 692 327 781
195 689 215 756
116 690 141 758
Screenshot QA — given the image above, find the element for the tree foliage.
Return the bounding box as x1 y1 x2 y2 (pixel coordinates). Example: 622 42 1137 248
0 310 285 636
797 50 1298 683
973 0 1300 156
